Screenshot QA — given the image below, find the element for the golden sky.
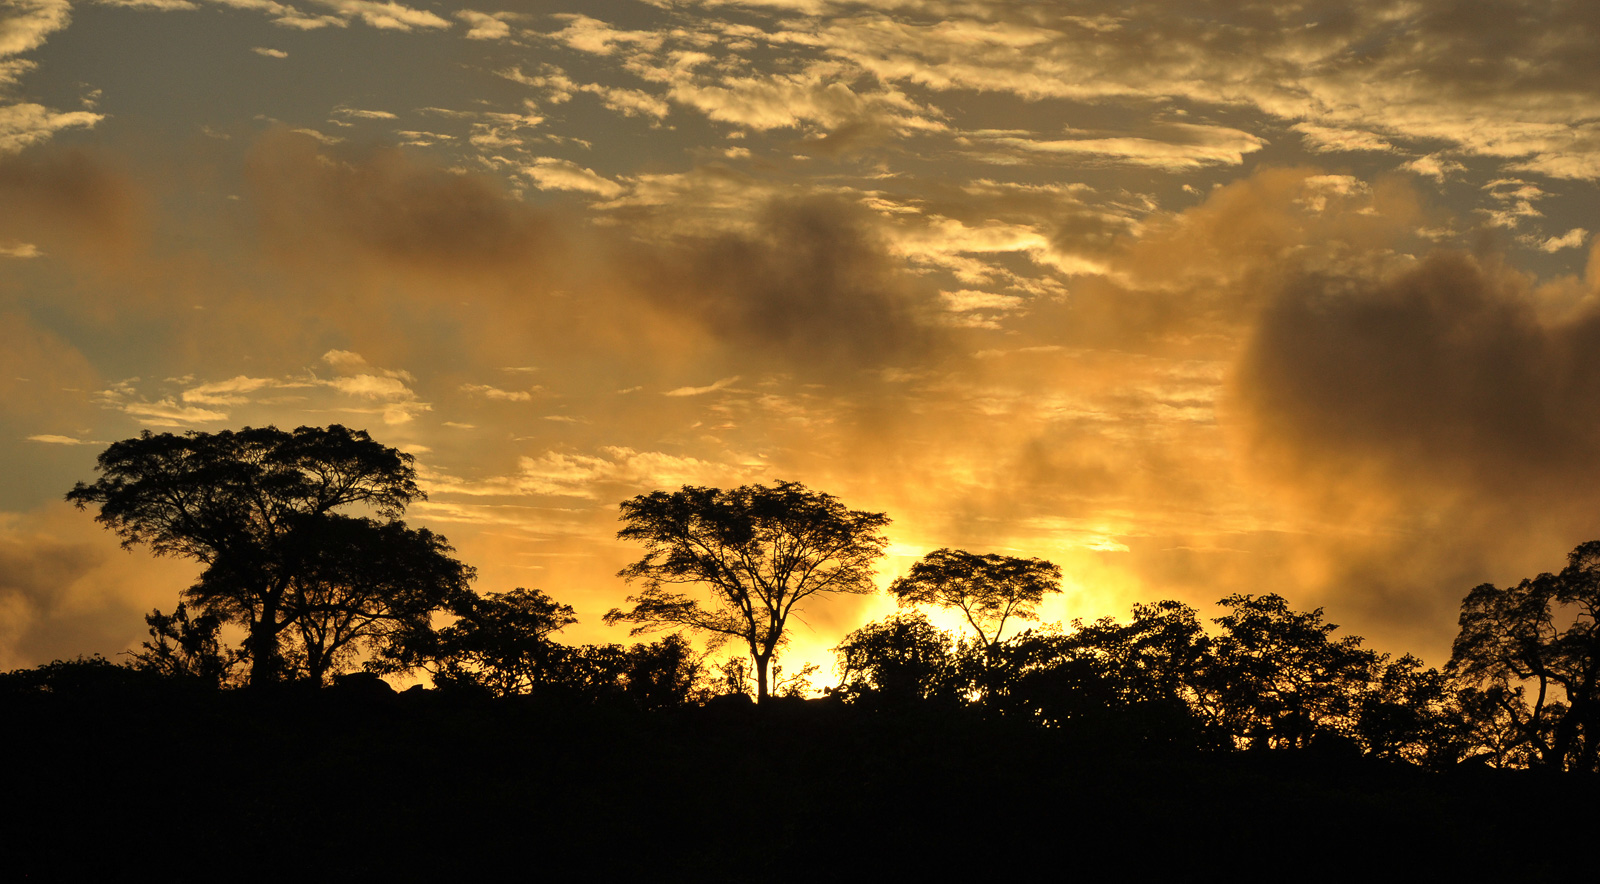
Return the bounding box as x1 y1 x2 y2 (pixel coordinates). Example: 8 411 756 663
5 0 1600 678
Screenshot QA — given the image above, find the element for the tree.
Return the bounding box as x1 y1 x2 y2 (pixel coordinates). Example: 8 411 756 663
405 587 580 697
66 425 467 686
604 481 890 702
833 611 959 707
266 515 473 684
126 602 242 687
888 548 1062 647
1198 594 1379 751
1449 540 1600 771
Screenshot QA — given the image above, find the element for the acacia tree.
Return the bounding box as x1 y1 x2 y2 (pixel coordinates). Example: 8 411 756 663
268 515 473 684
888 548 1062 647
604 481 890 702
66 425 466 686
1449 540 1600 771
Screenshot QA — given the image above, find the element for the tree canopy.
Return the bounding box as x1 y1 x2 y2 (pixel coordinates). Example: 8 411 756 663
67 425 469 685
1449 540 1600 771
605 480 890 702
888 548 1062 646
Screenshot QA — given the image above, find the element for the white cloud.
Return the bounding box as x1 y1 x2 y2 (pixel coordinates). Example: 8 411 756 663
322 349 369 370
0 242 41 258
428 446 755 499
179 375 282 406
1402 153 1465 181
96 0 199 9
980 124 1266 171
939 289 1024 312
1539 228 1588 253
122 400 230 426
1291 122 1394 154
307 0 449 31
25 434 101 445
664 376 740 397
251 46 288 58
461 383 539 402
0 0 71 59
543 14 662 56
520 157 624 198
0 102 102 154
455 9 510 41
333 105 397 119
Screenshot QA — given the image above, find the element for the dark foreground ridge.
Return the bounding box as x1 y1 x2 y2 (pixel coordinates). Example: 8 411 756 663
4 679 1593 881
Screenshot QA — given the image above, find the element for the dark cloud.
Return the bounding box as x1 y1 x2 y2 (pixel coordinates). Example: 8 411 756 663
626 196 942 375
0 147 143 260
243 128 565 277
1234 249 1600 501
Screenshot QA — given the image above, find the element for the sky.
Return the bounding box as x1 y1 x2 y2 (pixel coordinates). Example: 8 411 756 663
5 0 1600 679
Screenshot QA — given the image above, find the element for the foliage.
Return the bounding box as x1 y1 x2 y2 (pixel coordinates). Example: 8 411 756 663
406 587 579 697
1449 540 1600 771
66 425 468 686
125 603 242 687
1356 654 1468 767
1198 594 1380 750
714 654 817 700
605 481 890 701
832 611 959 706
888 548 1062 646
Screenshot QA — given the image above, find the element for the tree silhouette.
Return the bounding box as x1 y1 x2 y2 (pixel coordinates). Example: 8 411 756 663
403 587 580 697
605 481 890 702
126 602 241 687
888 548 1062 647
1199 594 1378 750
66 425 465 686
833 611 958 707
1450 540 1600 771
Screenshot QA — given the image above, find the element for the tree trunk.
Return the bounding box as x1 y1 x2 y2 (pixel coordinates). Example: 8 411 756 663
754 651 771 703
248 586 284 687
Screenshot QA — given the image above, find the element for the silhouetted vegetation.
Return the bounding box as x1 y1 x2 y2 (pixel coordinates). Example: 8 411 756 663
9 428 1599 875
66 425 470 686
604 481 890 701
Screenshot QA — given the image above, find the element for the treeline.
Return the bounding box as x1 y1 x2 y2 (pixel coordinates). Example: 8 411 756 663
9 424 1600 776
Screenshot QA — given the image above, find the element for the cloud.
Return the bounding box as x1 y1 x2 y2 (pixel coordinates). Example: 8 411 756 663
0 103 102 154
0 0 71 59
118 399 230 426
666 70 943 134
0 506 200 671
978 124 1267 171
462 383 538 402
322 349 369 370
1291 123 1394 154
306 0 449 31
621 195 940 374
1539 229 1589 253
243 128 564 276
663 376 740 397
180 375 279 405
97 0 199 9
251 46 288 57
25 434 100 445
428 445 759 499
1232 246 1600 519
455 9 510 40
543 13 662 56
333 105 396 120
0 241 40 258
520 157 624 198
